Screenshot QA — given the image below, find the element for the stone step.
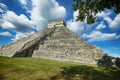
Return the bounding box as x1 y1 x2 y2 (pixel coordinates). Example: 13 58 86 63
37 44 94 51
46 34 79 40
33 50 94 57
43 38 87 45
33 50 95 62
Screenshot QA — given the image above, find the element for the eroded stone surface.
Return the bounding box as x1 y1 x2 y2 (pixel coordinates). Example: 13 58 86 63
0 20 103 64
48 20 66 28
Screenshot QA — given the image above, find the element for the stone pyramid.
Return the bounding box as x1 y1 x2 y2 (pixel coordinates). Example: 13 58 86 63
0 20 103 64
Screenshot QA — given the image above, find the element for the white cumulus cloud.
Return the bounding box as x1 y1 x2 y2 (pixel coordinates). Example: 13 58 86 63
104 14 120 31
96 22 106 30
0 0 66 40
67 11 92 36
30 0 66 30
0 11 35 41
19 0 32 13
19 0 27 5
97 10 120 31
65 9 120 42
96 10 112 18
1 11 34 33
0 3 7 17
12 31 35 41
0 31 12 36
0 3 7 12
84 30 120 42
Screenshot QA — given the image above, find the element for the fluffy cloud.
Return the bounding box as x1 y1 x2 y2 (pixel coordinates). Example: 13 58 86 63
104 14 120 31
67 20 84 34
73 10 79 20
67 11 92 36
19 0 66 30
0 3 7 17
84 31 120 42
0 31 12 36
0 0 66 40
19 0 32 13
66 9 120 42
1 11 34 33
97 10 120 31
12 31 35 41
19 0 27 5
96 22 106 30
96 10 112 18
0 11 35 40
0 3 7 12
30 0 66 30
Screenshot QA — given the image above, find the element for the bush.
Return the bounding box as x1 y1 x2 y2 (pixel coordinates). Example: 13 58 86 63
115 57 120 68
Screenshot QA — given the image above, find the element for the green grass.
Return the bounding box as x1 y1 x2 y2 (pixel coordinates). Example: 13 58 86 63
0 56 120 80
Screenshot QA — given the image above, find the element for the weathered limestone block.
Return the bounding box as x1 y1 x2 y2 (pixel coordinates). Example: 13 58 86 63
0 20 103 64
48 20 66 28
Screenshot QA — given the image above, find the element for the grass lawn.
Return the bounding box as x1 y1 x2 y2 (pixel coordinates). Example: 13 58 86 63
0 56 120 80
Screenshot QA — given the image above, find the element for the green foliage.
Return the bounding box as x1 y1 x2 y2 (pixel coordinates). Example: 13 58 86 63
73 0 120 24
97 54 113 68
51 66 112 80
0 56 120 80
115 57 120 68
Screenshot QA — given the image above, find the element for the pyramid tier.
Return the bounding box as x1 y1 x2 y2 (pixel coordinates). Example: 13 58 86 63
0 25 103 64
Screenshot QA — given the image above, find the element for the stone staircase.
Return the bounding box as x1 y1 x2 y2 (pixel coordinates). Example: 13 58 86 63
0 21 103 64
32 26 102 64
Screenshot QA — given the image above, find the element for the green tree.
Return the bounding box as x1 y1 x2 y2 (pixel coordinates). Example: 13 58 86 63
73 0 120 24
97 54 113 68
115 57 120 68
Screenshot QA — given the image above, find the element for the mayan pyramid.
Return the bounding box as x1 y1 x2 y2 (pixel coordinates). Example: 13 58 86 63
0 20 103 64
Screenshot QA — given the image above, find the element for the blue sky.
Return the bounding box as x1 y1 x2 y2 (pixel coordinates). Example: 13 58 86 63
0 0 120 57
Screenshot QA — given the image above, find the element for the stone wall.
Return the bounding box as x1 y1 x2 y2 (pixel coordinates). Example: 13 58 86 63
0 28 55 57
0 21 103 64
48 20 66 28
32 26 103 64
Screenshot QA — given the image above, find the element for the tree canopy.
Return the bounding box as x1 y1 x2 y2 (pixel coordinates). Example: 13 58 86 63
73 0 120 24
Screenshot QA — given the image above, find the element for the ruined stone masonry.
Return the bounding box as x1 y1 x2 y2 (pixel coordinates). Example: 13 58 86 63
0 20 103 64
48 20 66 28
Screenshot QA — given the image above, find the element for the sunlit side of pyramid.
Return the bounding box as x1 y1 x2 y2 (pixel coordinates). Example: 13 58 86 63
0 20 103 64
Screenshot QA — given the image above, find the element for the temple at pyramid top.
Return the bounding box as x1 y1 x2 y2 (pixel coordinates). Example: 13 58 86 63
48 20 66 28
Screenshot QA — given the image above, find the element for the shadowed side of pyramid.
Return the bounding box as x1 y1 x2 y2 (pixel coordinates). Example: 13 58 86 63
0 28 55 57
0 20 103 64
12 28 56 57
